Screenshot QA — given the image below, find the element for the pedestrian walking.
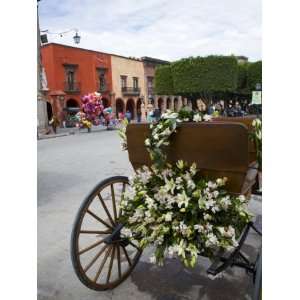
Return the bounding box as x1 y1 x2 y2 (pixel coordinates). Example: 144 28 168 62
49 115 59 134
125 110 132 123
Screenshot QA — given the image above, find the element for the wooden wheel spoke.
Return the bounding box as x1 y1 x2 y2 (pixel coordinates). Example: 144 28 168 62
84 244 108 272
117 244 122 279
111 184 118 221
78 239 104 255
121 245 132 266
106 245 116 284
93 245 112 283
80 230 111 234
98 193 116 226
86 209 113 230
119 183 127 218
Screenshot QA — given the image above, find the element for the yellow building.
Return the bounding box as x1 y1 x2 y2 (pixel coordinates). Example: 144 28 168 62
110 55 146 120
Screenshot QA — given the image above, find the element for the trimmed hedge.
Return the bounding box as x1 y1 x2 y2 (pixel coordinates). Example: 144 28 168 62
171 55 238 94
247 61 262 90
154 65 174 95
237 63 250 94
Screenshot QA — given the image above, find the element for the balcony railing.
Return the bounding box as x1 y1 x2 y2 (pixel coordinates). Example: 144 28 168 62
64 81 81 94
122 86 140 96
97 83 108 93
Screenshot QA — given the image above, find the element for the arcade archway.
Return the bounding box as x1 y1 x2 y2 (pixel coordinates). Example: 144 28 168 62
47 102 53 121
126 98 135 119
158 97 164 113
116 98 125 118
102 97 109 108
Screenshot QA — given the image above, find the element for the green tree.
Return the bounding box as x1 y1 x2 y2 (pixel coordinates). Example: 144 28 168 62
247 61 262 91
237 63 250 94
154 65 174 95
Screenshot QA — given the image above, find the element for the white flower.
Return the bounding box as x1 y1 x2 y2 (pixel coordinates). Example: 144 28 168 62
203 114 212 122
204 214 212 221
256 130 262 140
165 212 173 222
218 227 226 236
176 160 185 169
176 177 183 184
211 205 220 213
220 196 231 210
205 233 219 247
124 187 136 200
121 228 132 238
145 210 152 218
187 179 196 190
194 224 205 233
193 113 202 122
162 111 178 119
216 178 227 187
252 118 261 127
224 226 235 238
145 196 156 209
190 163 197 176
176 190 190 208
237 195 246 203
162 127 172 136
212 190 219 198
149 255 156 264
205 198 216 210
168 245 179 257
207 181 217 190
145 138 151 146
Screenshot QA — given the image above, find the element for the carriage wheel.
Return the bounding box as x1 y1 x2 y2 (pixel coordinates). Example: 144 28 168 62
71 176 142 291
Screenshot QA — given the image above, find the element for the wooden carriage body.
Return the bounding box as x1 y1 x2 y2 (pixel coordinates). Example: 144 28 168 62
126 119 258 196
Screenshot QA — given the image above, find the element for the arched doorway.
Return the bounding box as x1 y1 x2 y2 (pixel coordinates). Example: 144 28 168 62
116 98 125 118
166 98 171 110
174 98 178 112
158 97 164 113
66 98 79 108
65 98 80 127
47 102 53 121
126 98 135 120
136 98 142 122
102 97 109 108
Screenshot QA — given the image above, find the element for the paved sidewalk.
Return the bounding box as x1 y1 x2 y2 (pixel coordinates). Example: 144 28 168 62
38 125 115 140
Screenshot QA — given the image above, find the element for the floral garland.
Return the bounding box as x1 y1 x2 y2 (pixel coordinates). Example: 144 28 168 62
119 107 252 268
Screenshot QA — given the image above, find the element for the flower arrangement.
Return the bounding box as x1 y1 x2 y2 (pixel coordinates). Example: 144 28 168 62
120 162 251 267
119 107 253 268
250 118 262 170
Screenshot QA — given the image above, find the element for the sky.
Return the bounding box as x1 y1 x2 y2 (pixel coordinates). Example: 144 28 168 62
39 0 261 62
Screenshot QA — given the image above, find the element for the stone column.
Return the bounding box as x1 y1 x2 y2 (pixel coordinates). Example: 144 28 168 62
154 95 158 109
178 96 183 110
170 96 175 111
141 102 146 122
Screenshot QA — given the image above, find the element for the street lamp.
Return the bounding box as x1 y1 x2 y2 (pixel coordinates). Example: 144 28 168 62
73 30 81 44
40 28 81 45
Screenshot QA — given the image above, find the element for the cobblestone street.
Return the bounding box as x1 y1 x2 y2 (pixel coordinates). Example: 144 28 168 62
38 131 261 300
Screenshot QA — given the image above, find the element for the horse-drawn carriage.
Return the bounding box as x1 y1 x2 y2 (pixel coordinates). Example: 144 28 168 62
70 115 262 298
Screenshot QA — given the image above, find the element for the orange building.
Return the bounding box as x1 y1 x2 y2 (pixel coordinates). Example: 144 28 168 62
41 43 113 124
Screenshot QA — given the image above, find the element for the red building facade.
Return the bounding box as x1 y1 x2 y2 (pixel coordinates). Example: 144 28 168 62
41 43 112 124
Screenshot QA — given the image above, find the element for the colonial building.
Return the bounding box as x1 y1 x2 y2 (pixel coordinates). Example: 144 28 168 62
41 43 112 123
110 55 146 120
41 43 184 123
